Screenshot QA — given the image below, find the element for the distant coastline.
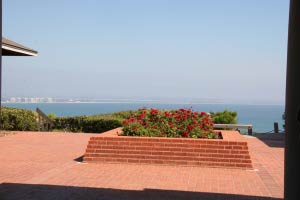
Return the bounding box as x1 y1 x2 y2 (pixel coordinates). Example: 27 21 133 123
1 97 284 106
1 101 285 106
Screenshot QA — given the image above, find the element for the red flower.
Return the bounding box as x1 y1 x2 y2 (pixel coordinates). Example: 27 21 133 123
187 125 194 131
182 131 189 137
164 111 170 117
200 112 207 116
150 108 159 115
122 119 130 125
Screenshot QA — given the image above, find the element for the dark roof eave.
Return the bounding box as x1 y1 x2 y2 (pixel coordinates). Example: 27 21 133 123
2 37 38 56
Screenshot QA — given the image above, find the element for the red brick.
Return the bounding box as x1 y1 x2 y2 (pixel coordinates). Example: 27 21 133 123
151 151 165 155
241 159 252 163
151 160 164 164
128 142 142 146
242 146 249 150
85 149 95 153
228 141 238 145
206 140 220 145
128 159 140 163
106 141 120 145
220 141 229 145
139 159 152 164
168 147 181 152
232 146 243 150
231 150 240 154
201 144 216 149
141 142 154 146
193 148 206 153
88 140 98 145
147 138 161 142
83 157 92 161
174 161 188 165
153 143 165 147
189 144 201 148
218 149 230 154
205 149 218 153
135 146 151 151
118 141 130 145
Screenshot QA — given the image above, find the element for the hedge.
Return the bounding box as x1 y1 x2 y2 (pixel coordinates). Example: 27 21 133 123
53 116 122 133
0 107 38 131
210 110 237 124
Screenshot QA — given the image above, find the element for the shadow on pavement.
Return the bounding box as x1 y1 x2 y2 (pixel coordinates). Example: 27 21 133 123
254 133 285 148
0 183 282 200
74 155 84 162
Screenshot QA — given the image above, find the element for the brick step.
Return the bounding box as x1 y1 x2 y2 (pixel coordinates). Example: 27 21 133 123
88 140 248 150
86 145 249 154
85 149 251 159
83 157 252 169
88 137 248 147
83 153 251 164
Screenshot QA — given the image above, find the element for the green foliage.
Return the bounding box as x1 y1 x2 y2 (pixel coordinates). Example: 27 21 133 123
53 116 122 133
90 110 137 121
82 118 122 133
0 107 38 131
53 116 86 132
47 113 56 120
210 110 237 124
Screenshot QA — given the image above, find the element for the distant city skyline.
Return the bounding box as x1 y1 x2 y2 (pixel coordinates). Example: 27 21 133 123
1 96 284 106
2 1 289 105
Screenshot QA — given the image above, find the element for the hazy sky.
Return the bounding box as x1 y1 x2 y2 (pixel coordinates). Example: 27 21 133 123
2 0 289 104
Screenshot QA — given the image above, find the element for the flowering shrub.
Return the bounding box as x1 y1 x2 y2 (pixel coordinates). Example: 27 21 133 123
122 108 217 139
0 107 38 131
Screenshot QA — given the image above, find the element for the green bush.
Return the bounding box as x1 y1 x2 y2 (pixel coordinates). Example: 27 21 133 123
53 116 122 133
90 110 137 120
210 110 237 124
82 118 122 133
0 107 38 131
53 116 87 132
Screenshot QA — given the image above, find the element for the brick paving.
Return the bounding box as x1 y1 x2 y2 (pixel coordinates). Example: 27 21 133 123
0 131 283 200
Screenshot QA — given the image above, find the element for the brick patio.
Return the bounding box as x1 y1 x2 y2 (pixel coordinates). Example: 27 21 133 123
0 131 284 200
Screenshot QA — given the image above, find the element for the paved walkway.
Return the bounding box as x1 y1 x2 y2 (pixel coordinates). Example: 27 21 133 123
0 131 284 200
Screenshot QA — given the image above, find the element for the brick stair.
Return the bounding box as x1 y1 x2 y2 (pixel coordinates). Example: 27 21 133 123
83 135 253 169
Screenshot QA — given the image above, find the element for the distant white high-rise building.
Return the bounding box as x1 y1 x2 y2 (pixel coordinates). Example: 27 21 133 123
30 98 37 103
10 97 16 103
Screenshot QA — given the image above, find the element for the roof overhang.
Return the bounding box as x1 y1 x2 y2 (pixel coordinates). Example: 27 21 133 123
2 37 38 56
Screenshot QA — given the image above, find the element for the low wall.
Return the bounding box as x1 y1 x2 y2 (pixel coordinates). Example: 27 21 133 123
83 128 252 169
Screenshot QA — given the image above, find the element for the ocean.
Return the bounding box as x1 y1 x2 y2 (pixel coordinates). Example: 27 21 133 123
2 103 285 133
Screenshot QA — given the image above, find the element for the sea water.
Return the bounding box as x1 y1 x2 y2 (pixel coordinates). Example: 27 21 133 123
2 103 284 133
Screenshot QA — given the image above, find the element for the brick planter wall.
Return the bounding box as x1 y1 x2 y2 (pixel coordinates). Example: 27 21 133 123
83 128 252 169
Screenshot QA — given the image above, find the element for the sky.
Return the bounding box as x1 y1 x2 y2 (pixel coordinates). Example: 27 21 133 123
2 0 289 104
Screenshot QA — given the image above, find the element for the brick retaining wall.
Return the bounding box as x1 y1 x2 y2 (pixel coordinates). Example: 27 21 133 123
83 128 252 169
